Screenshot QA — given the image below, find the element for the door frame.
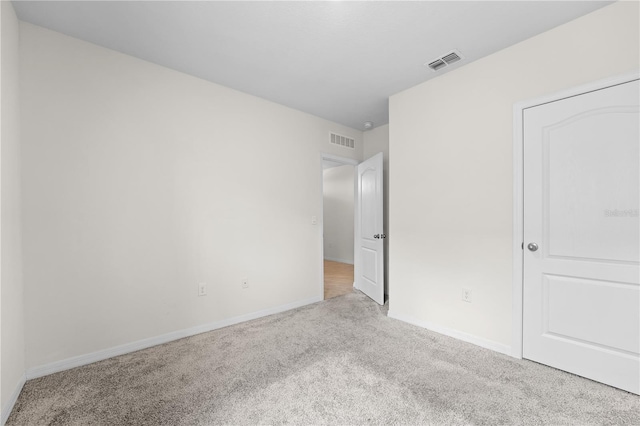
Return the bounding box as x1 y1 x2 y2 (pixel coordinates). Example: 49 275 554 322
319 153 359 299
511 70 640 359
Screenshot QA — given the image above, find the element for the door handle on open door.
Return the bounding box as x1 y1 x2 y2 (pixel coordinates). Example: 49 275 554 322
374 234 380 239
527 242 539 252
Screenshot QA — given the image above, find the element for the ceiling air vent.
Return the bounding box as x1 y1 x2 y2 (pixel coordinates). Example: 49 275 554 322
330 132 355 149
426 50 464 72
427 59 446 71
442 52 461 65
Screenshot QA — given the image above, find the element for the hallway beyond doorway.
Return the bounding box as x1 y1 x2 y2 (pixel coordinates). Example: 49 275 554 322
324 260 353 300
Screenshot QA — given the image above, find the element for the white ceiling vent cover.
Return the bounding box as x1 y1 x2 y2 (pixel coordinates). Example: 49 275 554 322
330 132 355 149
426 50 463 72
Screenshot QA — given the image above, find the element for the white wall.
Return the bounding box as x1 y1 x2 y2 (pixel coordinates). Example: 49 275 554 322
20 22 363 370
363 125 389 294
388 2 639 350
323 165 354 264
1 0 25 419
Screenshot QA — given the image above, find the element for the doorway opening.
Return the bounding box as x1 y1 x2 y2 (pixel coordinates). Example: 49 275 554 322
321 154 358 300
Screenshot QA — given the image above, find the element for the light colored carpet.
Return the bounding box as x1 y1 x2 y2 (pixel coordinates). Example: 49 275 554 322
7 291 640 425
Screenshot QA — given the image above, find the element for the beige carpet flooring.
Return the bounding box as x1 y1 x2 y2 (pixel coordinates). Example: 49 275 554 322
7 291 640 425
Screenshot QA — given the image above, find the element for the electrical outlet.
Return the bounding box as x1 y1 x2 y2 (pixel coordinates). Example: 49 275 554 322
241 278 249 289
462 287 472 303
311 216 318 225
198 283 207 296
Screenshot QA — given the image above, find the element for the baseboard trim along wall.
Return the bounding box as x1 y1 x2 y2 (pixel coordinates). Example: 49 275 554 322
387 310 511 356
323 257 354 265
26 295 323 380
1 374 26 426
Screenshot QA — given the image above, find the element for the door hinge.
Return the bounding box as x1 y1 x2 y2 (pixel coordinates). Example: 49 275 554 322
521 242 524 250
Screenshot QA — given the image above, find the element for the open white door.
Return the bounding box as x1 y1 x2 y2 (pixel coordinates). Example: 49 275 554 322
523 79 639 394
355 152 384 305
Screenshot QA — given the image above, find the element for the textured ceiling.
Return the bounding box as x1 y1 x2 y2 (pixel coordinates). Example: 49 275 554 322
12 1 612 130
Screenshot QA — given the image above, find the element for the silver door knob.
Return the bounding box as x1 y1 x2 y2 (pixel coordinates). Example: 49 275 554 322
527 242 539 252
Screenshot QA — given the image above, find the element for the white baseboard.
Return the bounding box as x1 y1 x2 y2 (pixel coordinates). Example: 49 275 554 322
1 373 26 426
26 295 322 380
387 310 511 356
323 256 354 265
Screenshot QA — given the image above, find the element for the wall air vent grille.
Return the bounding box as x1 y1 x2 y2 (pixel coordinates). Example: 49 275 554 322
330 132 355 149
426 50 464 72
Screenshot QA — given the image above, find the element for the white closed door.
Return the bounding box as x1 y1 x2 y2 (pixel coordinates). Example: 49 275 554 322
355 152 384 305
523 79 640 394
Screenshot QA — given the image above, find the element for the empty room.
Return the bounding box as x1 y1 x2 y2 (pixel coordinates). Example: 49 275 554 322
1 1 639 424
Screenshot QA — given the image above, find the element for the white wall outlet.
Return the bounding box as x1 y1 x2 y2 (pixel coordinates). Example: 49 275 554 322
462 287 472 303
311 215 318 225
241 278 249 289
198 283 207 296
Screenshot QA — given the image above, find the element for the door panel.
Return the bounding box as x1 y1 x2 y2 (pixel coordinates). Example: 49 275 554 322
362 247 378 283
355 153 384 305
523 79 640 394
544 275 639 354
361 169 377 238
546 108 639 262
